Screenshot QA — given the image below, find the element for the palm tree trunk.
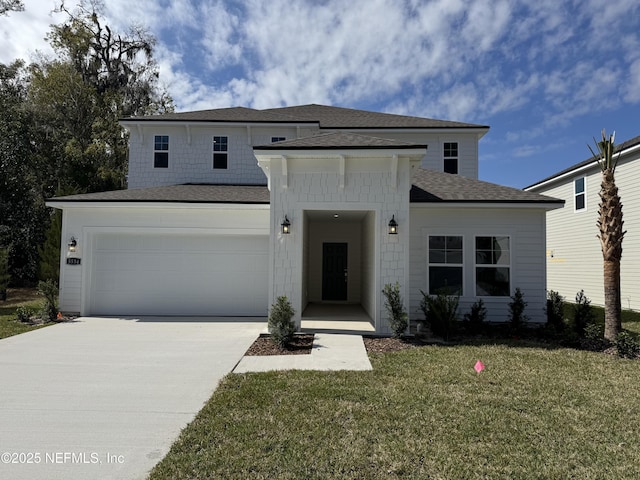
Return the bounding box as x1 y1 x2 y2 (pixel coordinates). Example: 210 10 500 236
603 259 622 342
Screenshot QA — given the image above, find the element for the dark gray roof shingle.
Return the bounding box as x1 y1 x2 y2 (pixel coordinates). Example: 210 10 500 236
123 104 488 129
411 168 564 204
254 131 428 150
49 184 270 204
526 134 640 189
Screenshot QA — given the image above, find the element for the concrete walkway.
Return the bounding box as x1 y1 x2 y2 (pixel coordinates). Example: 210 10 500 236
234 333 373 373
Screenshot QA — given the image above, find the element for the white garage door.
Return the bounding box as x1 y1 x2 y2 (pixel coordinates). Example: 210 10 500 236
89 232 269 316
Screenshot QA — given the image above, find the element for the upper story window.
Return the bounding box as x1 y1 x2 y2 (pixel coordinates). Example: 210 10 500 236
574 177 586 211
475 236 510 296
154 135 169 168
428 235 463 295
443 142 458 174
213 136 228 169
271 137 286 143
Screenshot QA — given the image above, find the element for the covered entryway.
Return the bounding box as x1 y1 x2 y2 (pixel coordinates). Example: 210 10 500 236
88 232 269 316
301 210 376 330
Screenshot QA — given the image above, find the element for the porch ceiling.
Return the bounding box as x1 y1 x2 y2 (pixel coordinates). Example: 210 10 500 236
304 210 369 223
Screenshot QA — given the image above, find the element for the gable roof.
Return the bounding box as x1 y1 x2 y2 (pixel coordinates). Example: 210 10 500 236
48 184 270 204
411 168 563 204
122 104 488 130
254 131 427 150
525 134 640 190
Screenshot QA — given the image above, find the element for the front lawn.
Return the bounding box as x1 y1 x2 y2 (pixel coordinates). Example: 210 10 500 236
0 288 50 339
149 343 640 479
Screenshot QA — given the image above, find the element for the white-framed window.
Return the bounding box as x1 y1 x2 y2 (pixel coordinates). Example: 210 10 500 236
153 135 169 168
271 136 286 143
444 142 458 174
475 236 510 296
428 235 463 295
213 136 228 169
574 177 586 211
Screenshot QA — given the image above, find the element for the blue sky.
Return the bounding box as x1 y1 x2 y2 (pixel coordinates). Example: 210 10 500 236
1 0 639 188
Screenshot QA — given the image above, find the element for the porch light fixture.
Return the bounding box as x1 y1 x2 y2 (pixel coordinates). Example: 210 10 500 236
281 216 291 235
388 215 398 235
68 237 77 252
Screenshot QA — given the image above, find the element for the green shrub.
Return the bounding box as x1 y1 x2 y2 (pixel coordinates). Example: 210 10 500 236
382 282 408 338
37 279 58 322
0 247 9 301
581 322 608 351
573 290 595 337
463 299 486 335
545 290 565 332
15 305 36 323
268 296 296 348
420 290 459 340
508 288 529 333
615 332 640 359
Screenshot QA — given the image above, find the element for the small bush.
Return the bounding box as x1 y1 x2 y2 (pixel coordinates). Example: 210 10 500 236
573 290 595 337
268 296 296 348
15 305 36 323
420 290 459 340
37 279 59 322
508 288 529 333
581 322 609 351
463 299 486 335
615 332 640 359
382 283 408 338
545 290 565 332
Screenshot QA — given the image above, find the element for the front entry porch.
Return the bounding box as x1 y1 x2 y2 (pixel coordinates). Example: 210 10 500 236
301 302 375 334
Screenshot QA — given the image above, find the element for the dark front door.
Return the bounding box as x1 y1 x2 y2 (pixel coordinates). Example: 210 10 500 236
322 243 348 301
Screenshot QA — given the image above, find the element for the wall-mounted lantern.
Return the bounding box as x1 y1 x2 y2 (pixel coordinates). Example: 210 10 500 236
281 216 291 235
68 237 78 253
388 215 398 235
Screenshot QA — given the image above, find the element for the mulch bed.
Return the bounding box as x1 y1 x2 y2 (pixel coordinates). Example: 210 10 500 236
244 334 428 356
245 334 315 356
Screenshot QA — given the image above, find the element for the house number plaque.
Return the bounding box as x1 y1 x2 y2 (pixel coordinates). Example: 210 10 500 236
66 258 82 265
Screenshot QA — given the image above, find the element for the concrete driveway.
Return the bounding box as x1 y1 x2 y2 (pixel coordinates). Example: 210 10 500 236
0 316 265 480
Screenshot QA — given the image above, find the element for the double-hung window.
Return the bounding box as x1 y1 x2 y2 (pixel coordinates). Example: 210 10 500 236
574 177 586 211
154 135 169 168
475 236 510 296
428 235 463 295
213 136 228 169
444 142 458 174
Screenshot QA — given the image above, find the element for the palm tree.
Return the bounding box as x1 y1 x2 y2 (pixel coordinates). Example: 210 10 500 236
588 130 626 341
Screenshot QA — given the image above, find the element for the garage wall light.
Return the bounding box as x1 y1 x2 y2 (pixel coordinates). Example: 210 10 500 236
281 216 291 235
388 215 398 235
68 237 78 252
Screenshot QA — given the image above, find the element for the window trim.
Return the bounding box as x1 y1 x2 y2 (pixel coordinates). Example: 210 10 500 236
443 141 458 174
427 234 464 296
574 176 586 212
153 134 170 169
213 135 228 170
474 235 511 297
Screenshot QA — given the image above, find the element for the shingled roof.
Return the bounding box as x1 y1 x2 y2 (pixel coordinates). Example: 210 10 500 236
48 184 270 204
411 168 563 204
526 134 640 189
123 104 488 130
254 131 428 150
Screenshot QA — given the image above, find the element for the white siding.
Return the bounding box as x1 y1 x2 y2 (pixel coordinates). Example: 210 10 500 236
409 206 548 323
529 153 640 310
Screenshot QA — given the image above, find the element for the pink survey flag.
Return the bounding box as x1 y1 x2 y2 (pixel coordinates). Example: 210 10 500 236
474 360 485 373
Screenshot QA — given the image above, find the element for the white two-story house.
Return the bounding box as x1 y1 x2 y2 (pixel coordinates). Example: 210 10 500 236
47 104 563 333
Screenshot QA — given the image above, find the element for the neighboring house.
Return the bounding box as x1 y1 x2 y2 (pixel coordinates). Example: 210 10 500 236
47 104 562 334
526 135 640 311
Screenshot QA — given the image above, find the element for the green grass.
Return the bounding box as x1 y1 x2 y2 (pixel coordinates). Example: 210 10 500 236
563 302 640 335
150 343 640 479
0 288 49 339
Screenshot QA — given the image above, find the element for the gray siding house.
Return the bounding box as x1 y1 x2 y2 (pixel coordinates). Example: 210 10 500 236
526 135 640 311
